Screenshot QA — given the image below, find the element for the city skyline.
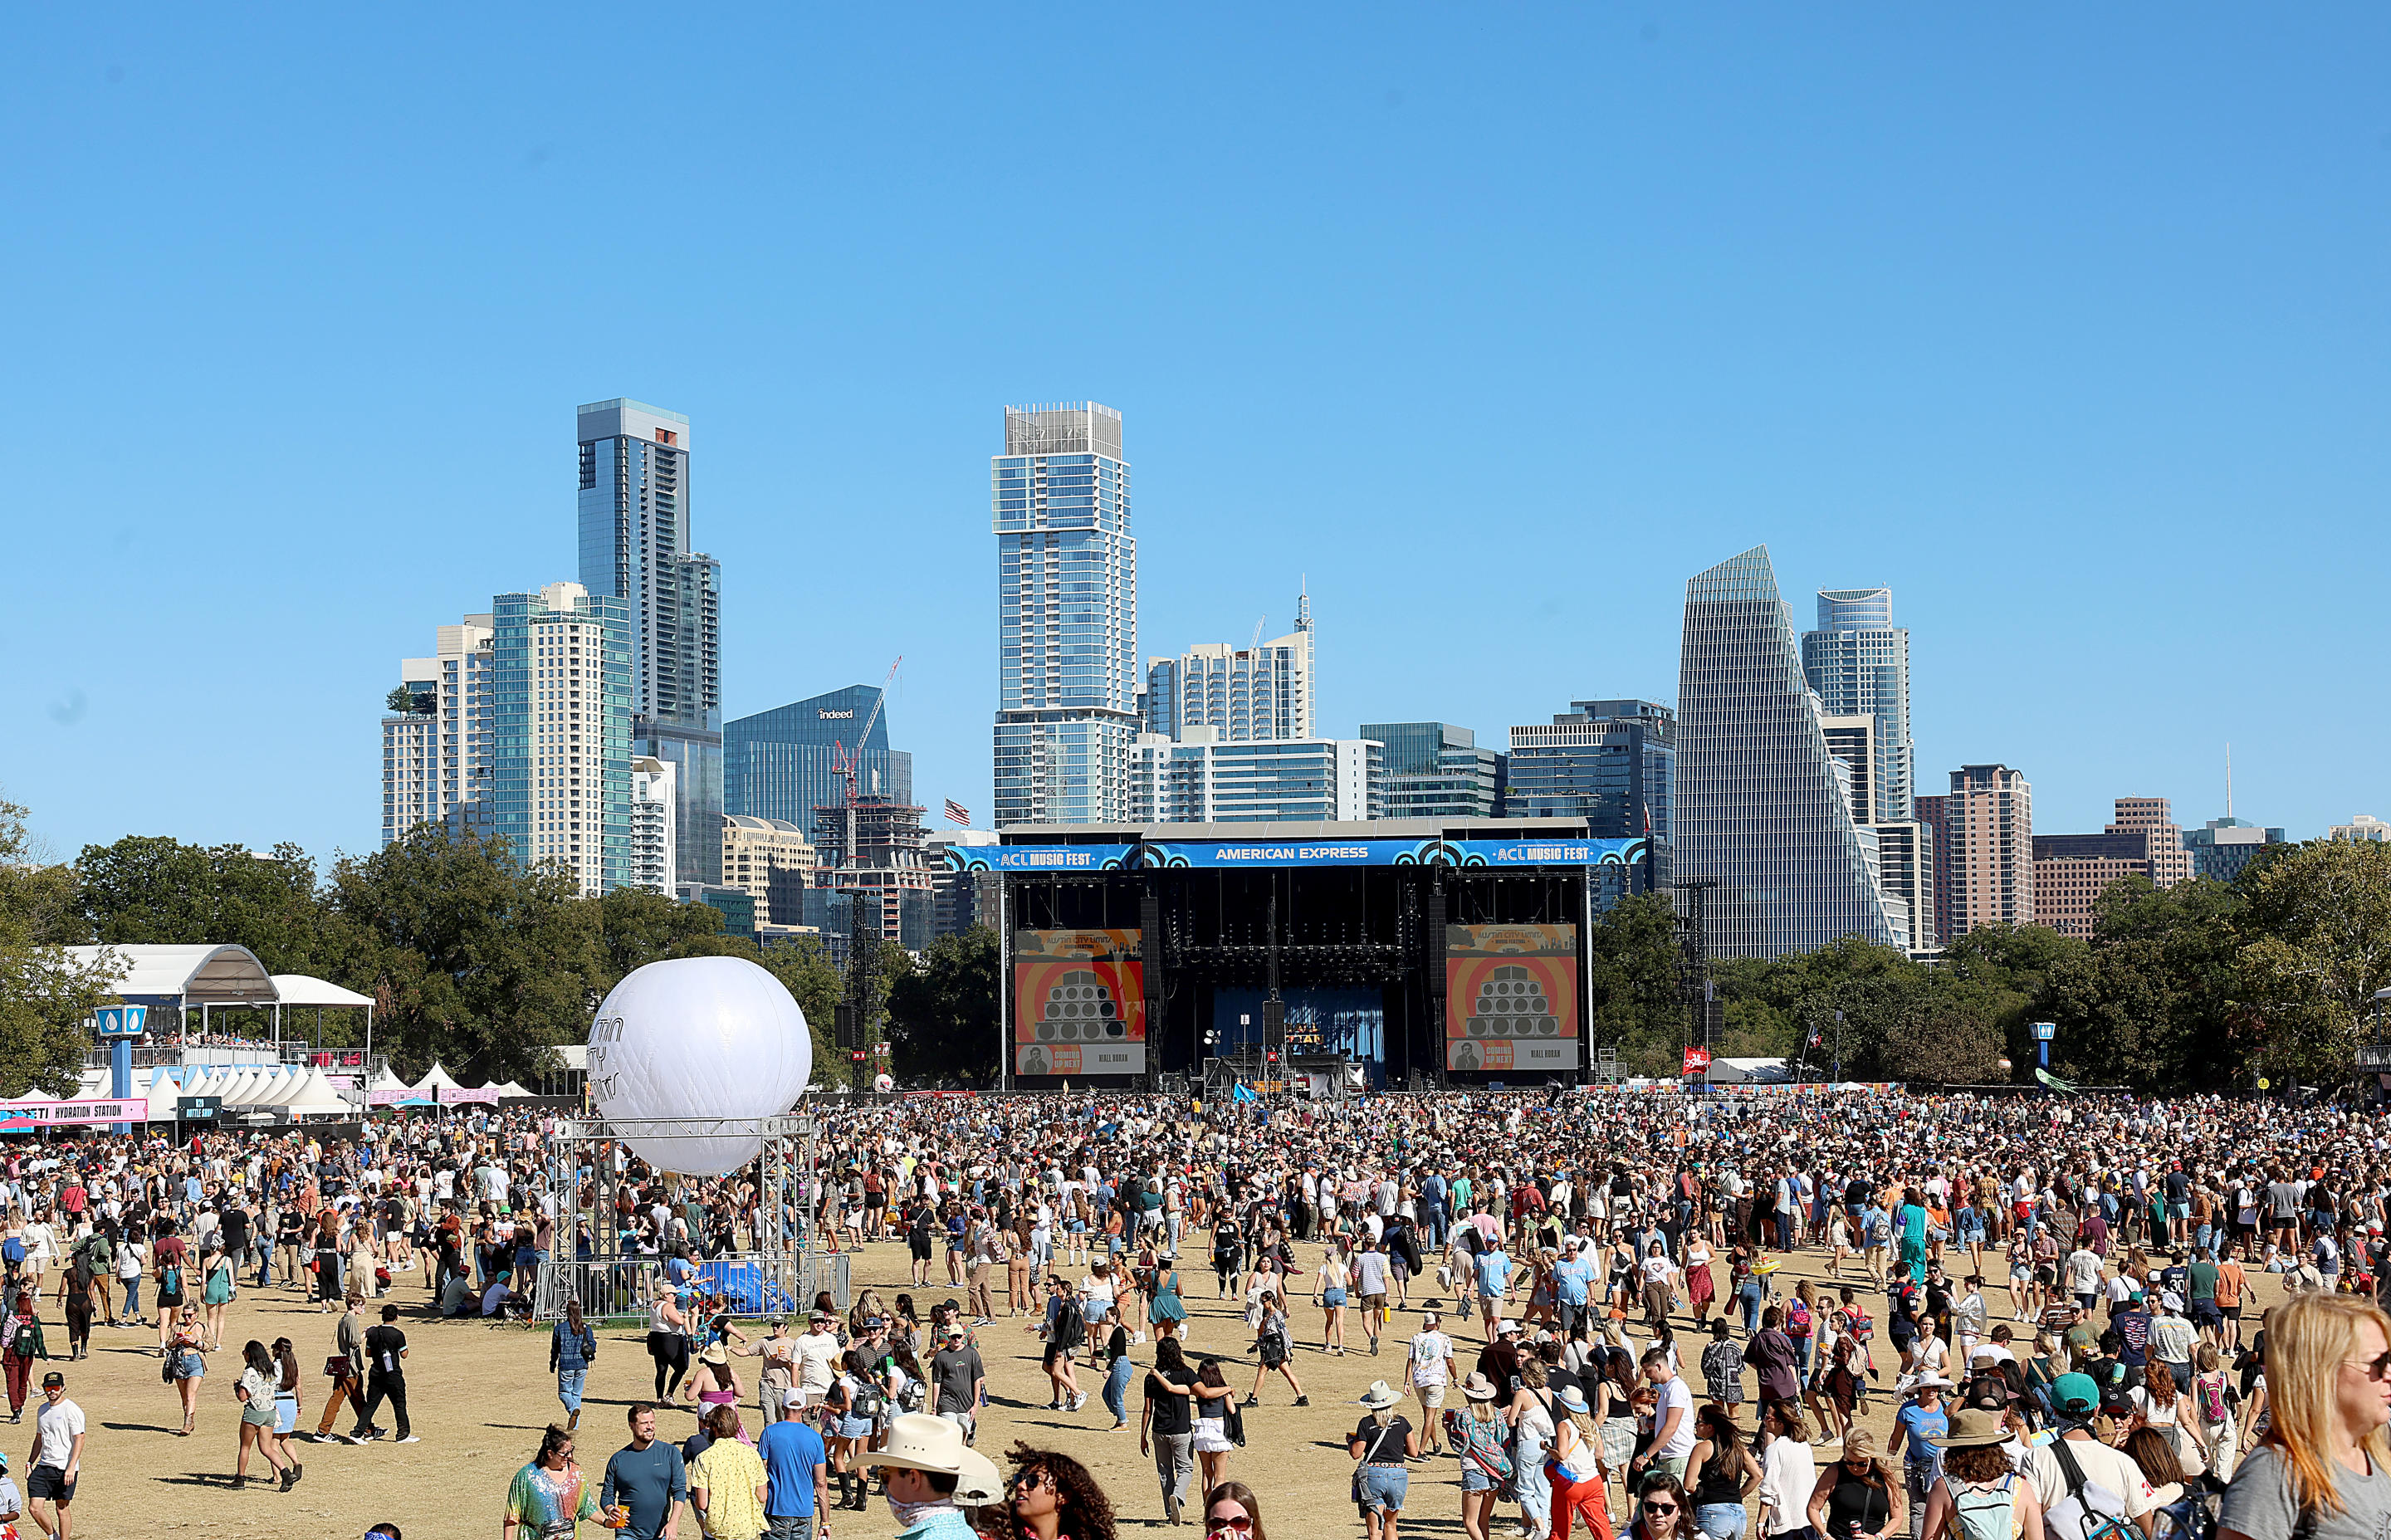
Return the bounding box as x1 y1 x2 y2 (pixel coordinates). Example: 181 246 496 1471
11 10 2389 865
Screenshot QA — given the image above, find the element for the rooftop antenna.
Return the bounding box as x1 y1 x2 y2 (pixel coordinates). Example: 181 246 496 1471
1295 577 1311 633
2226 742 2234 820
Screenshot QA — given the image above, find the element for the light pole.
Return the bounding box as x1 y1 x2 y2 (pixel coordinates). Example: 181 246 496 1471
2031 1020 2056 1076
1831 1010 1845 1085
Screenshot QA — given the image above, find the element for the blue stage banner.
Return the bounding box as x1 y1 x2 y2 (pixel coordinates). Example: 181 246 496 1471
946 836 1645 873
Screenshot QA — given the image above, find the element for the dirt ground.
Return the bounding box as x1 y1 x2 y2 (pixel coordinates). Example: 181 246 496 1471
53 1234 2281 1539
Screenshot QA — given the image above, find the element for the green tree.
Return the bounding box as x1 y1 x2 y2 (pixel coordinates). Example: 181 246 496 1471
885 926 1001 1086
75 835 337 976
1582 893 1687 1076
325 828 599 1082
2234 841 2391 1087
754 936 844 1086
0 797 119 1097
2036 876 2243 1090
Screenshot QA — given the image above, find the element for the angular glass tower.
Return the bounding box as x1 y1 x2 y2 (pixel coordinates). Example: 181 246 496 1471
1801 588 1914 825
725 684 913 832
992 403 1137 827
577 398 724 884
1676 547 1898 959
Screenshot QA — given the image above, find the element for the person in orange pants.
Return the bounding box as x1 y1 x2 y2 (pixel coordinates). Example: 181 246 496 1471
1545 1386 1617 1540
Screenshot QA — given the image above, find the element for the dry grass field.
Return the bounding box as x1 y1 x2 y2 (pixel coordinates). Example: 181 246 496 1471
53 1232 2274 1539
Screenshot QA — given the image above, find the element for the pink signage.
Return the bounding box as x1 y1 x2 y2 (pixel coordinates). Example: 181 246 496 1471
0 1097 150 1129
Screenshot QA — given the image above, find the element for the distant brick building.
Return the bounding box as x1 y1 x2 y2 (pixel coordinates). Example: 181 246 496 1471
2031 796 2192 939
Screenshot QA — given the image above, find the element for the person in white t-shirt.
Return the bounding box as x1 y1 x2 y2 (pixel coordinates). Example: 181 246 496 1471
1632 1348 1698 1484
1405 1313 1456 1451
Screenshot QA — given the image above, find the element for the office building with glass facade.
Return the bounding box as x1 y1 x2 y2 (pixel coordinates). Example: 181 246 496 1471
725 685 913 834
1360 721 1502 819
380 613 495 847
577 398 723 885
491 581 633 896
1676 547 1899 958
2186 816 2287 882
1129 732 1380 823
1504 699 1675 886
992 403 1138 826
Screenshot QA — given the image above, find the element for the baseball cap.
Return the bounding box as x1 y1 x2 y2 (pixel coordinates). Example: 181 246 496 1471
2051 1371 2100 1419
40 1371 62 1389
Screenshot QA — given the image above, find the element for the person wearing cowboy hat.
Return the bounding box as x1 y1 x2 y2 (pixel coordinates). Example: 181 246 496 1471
1350 1381 1420 1540
1914 1409 2045 1540
866 1413 982 1538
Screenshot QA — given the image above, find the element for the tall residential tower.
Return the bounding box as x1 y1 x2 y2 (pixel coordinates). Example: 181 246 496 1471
992 403 1138 827
490 581 633 897
1802 588 1931 949
380 613 495 846
577 398 724 884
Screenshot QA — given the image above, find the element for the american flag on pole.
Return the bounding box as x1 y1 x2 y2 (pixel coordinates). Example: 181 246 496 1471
944 799 971 827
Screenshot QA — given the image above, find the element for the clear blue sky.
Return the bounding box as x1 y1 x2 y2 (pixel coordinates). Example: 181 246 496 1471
7 7 2386 867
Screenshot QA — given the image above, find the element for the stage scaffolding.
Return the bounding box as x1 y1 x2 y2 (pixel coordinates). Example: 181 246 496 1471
533 1114 847 1323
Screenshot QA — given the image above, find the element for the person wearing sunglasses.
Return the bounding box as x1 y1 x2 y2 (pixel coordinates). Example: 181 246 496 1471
1002 1443 1116 1540
1633 1473 1693 1540
1201 1480 1269 1540
2220 1294 2391 1540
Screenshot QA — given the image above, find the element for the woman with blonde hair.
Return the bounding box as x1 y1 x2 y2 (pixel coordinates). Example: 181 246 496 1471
2221 1293 2391 1540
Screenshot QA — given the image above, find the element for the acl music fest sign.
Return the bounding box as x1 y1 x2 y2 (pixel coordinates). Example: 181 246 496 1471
1445 924 1578 1075
1013 929 1147 1078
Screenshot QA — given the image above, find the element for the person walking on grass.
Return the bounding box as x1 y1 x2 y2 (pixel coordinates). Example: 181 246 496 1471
25 1371 81 1540
231 1339 299 1492
351 1304 414 1444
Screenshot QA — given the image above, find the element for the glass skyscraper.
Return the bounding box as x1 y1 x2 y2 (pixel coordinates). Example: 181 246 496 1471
1362 721 1503 819
1676 547 1898 958
577 398 723 884
491 581 633 896
725 684 913 833
1801 588 1914 825
992 403 1137 827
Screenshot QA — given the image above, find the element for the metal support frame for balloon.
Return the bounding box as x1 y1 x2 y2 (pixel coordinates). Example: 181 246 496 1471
533 1113 839 1323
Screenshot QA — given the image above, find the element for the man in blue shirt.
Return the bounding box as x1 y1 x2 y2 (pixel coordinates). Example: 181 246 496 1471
1552 1238 1597 1337
601 1403 688 1540
757 1401 829 1540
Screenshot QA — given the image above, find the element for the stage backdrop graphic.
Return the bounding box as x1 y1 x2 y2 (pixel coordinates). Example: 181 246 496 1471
1015 929 1147 1077
1445 923 1578 1073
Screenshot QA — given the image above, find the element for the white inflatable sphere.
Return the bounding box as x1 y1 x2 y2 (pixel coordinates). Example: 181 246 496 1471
587 956 812 1175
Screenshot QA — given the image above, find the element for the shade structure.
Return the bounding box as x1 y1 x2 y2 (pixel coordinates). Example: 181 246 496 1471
266 975 374 1009
364 1064 410 1093
216 1070 259 1106
490 1080 532 1098
250 1068 302 1107
281 1068 349 1117
412 1063 463 1094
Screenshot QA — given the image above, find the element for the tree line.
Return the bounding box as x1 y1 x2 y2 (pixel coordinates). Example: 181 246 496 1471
1586 838 2391 1092
0 798 1002 1098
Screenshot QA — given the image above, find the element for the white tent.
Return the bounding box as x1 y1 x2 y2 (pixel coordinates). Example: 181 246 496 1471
490 1080 533 1099
364 1064 410 1094
412 1063 464 1095
216 1071 258 1106
282 1068 350 1117
251 1068 303 1107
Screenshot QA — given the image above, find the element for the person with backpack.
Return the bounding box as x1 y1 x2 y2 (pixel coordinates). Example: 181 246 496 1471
2022 1372 2158 1540
1036 1277 1086 1414
1917 1408 2046 1540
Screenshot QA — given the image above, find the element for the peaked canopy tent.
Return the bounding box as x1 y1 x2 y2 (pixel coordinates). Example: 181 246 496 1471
269 975 376 1061
412 1063 463 1095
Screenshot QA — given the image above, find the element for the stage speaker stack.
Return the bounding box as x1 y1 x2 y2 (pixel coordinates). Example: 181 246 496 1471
1425 881 1447 1000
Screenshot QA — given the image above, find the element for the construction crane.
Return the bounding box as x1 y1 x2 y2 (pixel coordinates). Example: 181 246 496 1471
830 657 902 805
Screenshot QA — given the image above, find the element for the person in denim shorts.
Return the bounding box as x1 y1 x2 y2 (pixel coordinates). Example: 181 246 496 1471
1349 1381 1419 1540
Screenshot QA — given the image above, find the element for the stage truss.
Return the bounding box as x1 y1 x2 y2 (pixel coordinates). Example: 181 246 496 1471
533 1114 845 1322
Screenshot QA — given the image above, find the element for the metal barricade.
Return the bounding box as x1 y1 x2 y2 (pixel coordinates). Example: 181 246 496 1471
534 1250 850 1324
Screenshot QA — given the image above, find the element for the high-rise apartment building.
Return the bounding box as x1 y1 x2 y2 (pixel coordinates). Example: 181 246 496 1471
628 755 677 894
1143 592 1314 743
991 403 1137 828
1814 708 1933 952
577 398 723 886
721 814 817 927
380 614 495 846
2186 817 2287 882
1362 721 1502 819
1129 733 1379 823
726 685 913 834
1801 589 1914 825
491 581 633 896
1916 765 2033 941
1675 548 1899 958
